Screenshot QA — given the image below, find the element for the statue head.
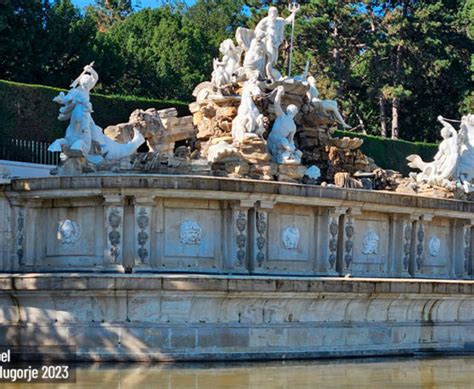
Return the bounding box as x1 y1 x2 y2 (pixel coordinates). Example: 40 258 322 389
440 126 452 139
362 231 379 255
79 73 97 91
243 81 262 97
57 219 80 244
268 6 278 19
287 104 298 118
219 39 235 55
307 76 316 86
180 220 202 245
462 114 474 127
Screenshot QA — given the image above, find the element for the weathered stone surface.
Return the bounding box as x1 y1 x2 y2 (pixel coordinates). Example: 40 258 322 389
0 274 474 361
104 108 197 155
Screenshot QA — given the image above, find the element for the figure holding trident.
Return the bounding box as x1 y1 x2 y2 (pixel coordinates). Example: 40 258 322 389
287 1 300 78
255 4 300 82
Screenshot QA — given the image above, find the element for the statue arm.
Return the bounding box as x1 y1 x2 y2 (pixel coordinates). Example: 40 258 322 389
255 17 267 34
274 86 285 117
437 115 456 136
87 65 99 88
285 13 296 24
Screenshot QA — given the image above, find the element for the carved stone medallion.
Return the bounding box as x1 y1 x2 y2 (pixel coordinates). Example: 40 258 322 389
282 226 299 250
362 231 379 255
180 220 202 245
429 236 441 257
57 219 80 244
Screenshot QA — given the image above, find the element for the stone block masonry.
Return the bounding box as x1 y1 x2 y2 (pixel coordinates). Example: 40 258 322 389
1 274 474 361
1 175 474 278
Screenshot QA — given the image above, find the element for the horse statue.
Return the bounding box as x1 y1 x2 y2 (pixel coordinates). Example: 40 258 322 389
48 63 144 165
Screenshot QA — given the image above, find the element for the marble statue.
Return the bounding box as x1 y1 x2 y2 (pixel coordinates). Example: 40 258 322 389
231 81 265 142
267 86 302 164
307 76 351 128
207 141 240 163
235 6 299 82
454 114 474 183
240 30 267 82
48 63 144 165
255 6 299 81
211 39 243 87
407 115 462 187
211 60 227 89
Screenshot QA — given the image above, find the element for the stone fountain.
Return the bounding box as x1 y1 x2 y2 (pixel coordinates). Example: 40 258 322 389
0 4 473 363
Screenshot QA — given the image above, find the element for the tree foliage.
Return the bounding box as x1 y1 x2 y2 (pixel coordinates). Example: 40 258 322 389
0 0 472 141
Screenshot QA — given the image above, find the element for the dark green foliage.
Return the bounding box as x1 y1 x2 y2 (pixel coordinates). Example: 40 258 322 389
94 7 213 100
0 0 472 146
0 79 188 142
0 0 98 88
335 130 438 175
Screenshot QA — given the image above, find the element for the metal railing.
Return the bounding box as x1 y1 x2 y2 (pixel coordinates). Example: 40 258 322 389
0 138 59 165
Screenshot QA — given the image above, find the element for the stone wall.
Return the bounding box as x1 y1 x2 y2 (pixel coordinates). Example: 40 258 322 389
1 274 474 361
1 175 474 278
0 194 12 272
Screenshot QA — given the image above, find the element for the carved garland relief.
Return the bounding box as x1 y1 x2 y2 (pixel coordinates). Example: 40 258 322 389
256 212 267 266
344 219 354 268
236 211 247 266
403 223 412 270
464 227 471 274
16 208 24 261
416 224 425 270
108 207 122 262
136 208 150 263
328 219 338 269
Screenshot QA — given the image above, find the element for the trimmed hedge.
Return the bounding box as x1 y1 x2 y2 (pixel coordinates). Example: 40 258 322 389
0 79 439 174
335 130 438 175
0 80 189 142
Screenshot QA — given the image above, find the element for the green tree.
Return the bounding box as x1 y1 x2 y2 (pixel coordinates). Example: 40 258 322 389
89 0 135 31
95 7 212 100
0 0 96 88
185 0 247 47
0 0 47 82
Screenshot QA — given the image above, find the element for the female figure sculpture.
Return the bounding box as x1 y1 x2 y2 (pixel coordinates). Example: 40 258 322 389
211 39 243 87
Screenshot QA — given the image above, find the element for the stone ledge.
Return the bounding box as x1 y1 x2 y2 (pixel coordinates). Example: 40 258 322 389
5 175 474 213
1 273 474 294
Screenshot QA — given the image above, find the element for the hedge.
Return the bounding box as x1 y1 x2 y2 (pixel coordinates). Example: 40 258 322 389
0 79 439 174
335 130 438 175
0 80 190 142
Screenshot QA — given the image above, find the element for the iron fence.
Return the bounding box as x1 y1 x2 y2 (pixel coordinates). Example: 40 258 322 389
0 138 59 165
